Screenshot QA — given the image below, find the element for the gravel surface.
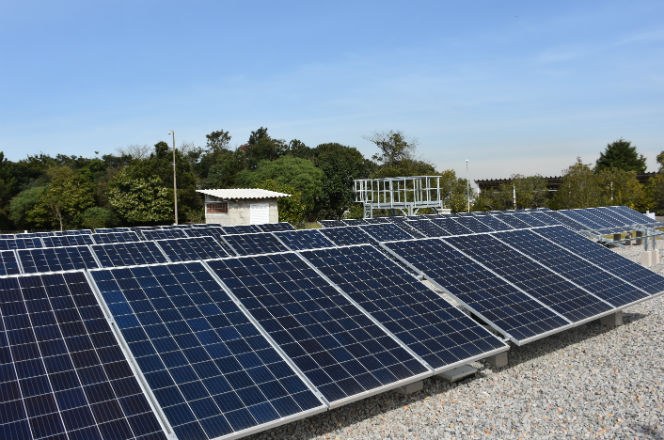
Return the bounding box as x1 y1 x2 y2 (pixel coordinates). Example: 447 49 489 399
250 246 664 440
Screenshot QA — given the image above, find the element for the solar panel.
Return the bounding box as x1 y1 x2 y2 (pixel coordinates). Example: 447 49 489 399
0 250 21 275
272 230 335 250
90 262 325 440
184 226 226 240
256 223 295 232
588 207 632 229
300 245 508 371
206 253 429 406
341 219 369 226
319 227 376 246
392 222 426 238
383 239 569 344
558 210 606 231
536 211 583 230
17 246 100 273
361 223 414 242
318 220 346 228
95 227 132 233
91 242 169 267
431 218 473 235
443 234 614 322
221 233 289 256
363 217 391 224
0 272 167 440
492 230 649 307
92 231 142 244
222 225 262 235
533 226 664 295
610 206 660 226
491 213 531 229
404 220 447 237
41 234 94 247
140 229 188 241
511 212 548 227
474 215 513 231
155 237 230 262
0 237 44 251
450 216 493 233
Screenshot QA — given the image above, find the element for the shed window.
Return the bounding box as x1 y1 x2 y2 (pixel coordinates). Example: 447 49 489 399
207 202 228 214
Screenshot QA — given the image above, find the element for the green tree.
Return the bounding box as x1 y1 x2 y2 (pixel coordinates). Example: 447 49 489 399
312 143 371 219
595 139 647 174
552 158 601 209
108 168 173 224
238 127 287 170
9 186 50 230
236 156 324 222
0 152 18 229
41 166 95 230
81 207 116 229
369 130 414 165
595 168 646 210
476 175 550 210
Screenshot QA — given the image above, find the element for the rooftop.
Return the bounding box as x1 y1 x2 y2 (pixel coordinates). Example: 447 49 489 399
197 188 290 200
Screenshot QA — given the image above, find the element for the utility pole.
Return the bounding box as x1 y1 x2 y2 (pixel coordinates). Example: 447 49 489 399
169 130 178 225
465 159 470 213
512 183 517 210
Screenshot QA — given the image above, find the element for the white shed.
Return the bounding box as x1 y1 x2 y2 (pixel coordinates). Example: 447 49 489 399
196 188 290 226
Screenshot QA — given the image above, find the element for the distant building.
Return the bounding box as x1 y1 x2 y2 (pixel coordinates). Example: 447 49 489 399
196 188 290 226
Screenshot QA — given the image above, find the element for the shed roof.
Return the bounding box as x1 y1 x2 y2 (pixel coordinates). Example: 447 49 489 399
197 188 290 200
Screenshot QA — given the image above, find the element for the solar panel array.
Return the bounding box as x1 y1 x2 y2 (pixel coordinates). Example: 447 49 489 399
1 208 663 440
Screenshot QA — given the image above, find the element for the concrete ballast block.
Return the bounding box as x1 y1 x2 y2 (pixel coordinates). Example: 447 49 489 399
396 381 423 395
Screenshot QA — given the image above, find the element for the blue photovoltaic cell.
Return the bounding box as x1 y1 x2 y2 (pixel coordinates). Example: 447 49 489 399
222 225 262 235
444 234 613 322
474 215 513 231
155 237 230 262
41 235 94 247
256 223 295 232
511 212 548 227
0 237 44 251
319 220 345 228
364 218 391 224
491 213 531 229
95 227 132 233
301 245 507 370
140 229 188 241
0 250 21 275
341 219 369 226
184 226 227 240
450 216 493 233
319 227 375 246
534 211 582 230
0 272 167 440
91 242 169 267
431 218 473 236
91 262 323 440
18 246 100 273
558 210 606 231
207 253 428 404
404 220 447 237
221 233 289 256
611 206 660 226
598 207 637 225
92 231 142 244
493 230 649 307
273 230 335 250
392 222 426 238
588 208 632 229
384 239 569 343
533 226 664 295
361 223 414 242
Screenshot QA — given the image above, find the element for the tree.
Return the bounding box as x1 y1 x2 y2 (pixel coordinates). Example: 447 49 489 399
9 186 50 230
236 156 325 222
238 127 287 170
205 130 231 152
42 166 95 230
552 158 602 209
595 168 646 210
108 168 173 224
369 130 414 165
595 139 647 174
0 152 17 229
81 207 116 229
475 175 550 211
312 143 371 219
372 158 436 178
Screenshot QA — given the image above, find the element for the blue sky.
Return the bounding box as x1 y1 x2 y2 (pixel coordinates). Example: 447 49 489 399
1 1 663 179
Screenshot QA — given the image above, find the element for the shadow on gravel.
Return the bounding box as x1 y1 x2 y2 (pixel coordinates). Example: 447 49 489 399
248 312 650 440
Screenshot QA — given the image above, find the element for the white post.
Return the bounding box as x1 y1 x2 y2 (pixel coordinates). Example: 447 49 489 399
466 159 470 213
169 130 178 225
